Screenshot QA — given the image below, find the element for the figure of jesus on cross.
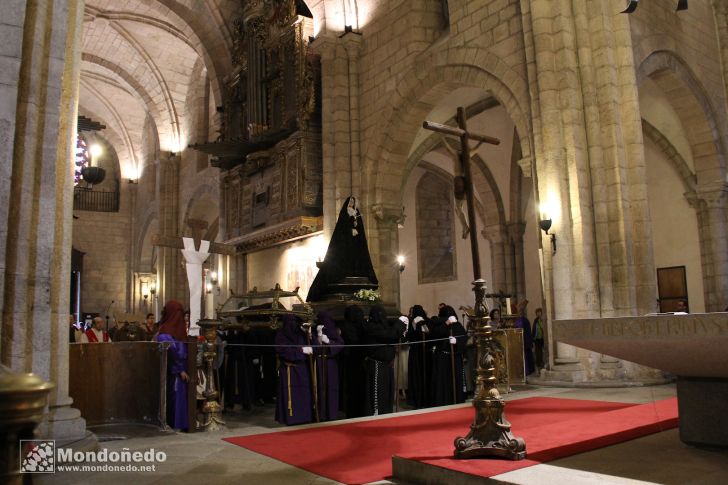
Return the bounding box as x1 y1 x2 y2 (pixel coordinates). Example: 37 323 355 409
153 219 236 336
423 107 526 460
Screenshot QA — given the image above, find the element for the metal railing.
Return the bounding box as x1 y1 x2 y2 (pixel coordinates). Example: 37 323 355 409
73 189 119 212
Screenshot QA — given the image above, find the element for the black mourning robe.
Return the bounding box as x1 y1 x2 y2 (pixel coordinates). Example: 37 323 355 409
429 307 468 406
314 311 344 421
406 305 431 408
362 306 405 416
340 305 367 418
222 329 256 411
307 197 378 302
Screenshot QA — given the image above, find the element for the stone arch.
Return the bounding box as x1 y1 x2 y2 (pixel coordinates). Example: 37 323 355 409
152 0 233 106
181 183 220 240
136 208 159 273
82 54 165 143
80 78 139 171
641 118 697 193
365 46 532 211
637 50 727 183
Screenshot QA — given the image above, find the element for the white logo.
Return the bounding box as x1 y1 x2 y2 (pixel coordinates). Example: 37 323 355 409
20 440 55 473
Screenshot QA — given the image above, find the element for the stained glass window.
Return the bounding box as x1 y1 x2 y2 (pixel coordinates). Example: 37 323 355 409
74 135 89 186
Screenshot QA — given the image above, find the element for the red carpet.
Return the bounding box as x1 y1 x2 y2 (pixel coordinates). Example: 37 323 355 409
223 396 678 484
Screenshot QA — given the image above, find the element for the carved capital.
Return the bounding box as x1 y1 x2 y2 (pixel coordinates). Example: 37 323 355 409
481 224 504 243
506 221 526 240
371 203 405 228
516 156 532 178
341 32 362 59
693 182 728 209
308 33 338 61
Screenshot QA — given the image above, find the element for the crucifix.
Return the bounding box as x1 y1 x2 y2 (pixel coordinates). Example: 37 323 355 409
423 107 526 460
152 219 236 336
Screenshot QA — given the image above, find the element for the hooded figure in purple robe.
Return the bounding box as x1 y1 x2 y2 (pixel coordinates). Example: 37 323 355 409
155 299 189 431
275 314 314 425
314 310 344 421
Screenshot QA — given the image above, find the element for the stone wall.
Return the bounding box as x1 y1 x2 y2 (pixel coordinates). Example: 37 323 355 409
72 182 132 317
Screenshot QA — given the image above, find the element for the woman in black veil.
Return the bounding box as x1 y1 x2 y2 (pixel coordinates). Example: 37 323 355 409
307 196 378 302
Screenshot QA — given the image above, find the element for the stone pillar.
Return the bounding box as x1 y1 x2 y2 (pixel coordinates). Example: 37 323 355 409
690 183 728 311
507 222 526 299
370 204 405 306
0 0 95 449
483 225 506 297
525 0 656 383
311 32 362 239
158 153 181 305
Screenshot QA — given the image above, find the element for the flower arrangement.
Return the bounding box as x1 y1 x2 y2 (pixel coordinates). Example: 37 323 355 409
353 289 381 302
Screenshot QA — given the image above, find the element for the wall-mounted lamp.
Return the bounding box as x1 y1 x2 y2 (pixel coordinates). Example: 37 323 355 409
150 282 156 296
539 217 556 255
210 271 218 286
397 255 405 273
206 282 213 294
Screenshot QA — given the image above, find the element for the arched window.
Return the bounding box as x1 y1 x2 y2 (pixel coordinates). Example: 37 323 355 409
416 170 457 283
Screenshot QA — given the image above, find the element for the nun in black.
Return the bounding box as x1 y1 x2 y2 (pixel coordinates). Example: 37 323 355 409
307 196 378 302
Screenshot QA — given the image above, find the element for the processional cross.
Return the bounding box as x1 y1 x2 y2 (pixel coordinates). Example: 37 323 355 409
152 219 236 336
423 107 526 460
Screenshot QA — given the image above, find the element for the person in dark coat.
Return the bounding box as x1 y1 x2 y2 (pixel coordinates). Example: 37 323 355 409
249 326 277 405
155 300 190 431
429 305 467 406
361 305 406 416
515 300 535 375
221 328 256 411
314 310 344 421
275 314 314 425
406 304 431 408
307 196 378 301
532 307 545 370
340 305 367 418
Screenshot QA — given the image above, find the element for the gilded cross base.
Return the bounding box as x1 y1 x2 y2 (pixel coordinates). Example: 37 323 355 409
454 279 526 460
199 320 227 432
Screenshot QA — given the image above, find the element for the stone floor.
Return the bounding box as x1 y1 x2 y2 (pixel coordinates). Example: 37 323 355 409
38 384 728 485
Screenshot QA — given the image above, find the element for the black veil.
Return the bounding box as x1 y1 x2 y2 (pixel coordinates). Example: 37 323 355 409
306 196 378 301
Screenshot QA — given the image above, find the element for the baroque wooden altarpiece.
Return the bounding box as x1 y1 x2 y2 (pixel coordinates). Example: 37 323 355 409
191 0 323 253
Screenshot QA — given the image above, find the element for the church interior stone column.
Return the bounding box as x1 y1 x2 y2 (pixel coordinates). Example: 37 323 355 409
693 184 728 311
0 0 95 449
526 0 657 382
312 32 362 240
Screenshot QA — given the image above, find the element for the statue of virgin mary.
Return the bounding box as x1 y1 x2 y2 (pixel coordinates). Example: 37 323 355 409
306 196 379 302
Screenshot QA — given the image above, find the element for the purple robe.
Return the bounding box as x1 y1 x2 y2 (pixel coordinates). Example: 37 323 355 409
156 333 189 430
275 316 313 425
314 312 344 421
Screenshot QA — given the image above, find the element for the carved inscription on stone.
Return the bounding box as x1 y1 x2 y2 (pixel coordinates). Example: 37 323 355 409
555 314 728 341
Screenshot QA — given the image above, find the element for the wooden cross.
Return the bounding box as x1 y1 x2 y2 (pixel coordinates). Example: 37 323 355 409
152 218 237 255
423 108 500 279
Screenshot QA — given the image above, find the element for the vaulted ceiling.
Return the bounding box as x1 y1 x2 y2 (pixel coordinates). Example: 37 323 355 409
79 0 240 179
78 1 373 180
